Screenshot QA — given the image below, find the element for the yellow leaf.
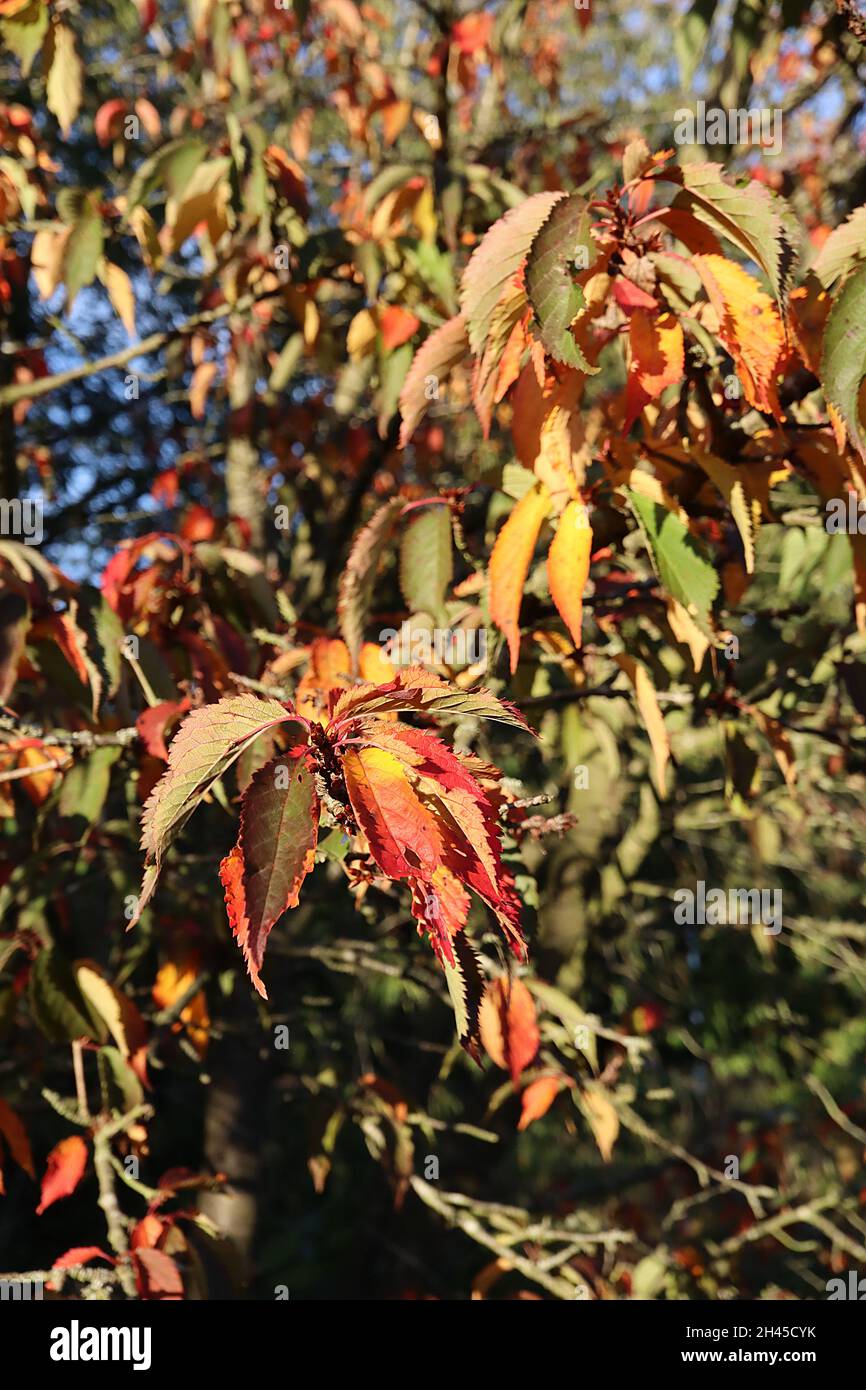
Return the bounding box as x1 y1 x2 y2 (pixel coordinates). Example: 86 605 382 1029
488 484 551 673
547 500 592 650
98 260 136 338
614 652 671 798
578 1085 619 1162
31 226 70 300
46 23 83 137
347 308 379 361
666 598 710 673
748 706 797 790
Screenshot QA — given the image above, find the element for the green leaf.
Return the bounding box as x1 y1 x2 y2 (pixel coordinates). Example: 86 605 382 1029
399 505 453 621
664 163 796 311
29 950 102 1044
626 489 720 622
525 193 597 373
718 0 765 110
268 332 304 392
315 828 351 862
63 213 105 311
134 696 304 925
821 260 866 460
674 0 717 85
460 191 563 356
0 0 48 78
98 1046 144 1113
238 751 319 945
813 206 866 287
124 138 207 215
58 746 121 827
377 342 413 437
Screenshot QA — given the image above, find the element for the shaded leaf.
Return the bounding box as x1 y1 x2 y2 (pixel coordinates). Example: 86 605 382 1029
525 194 596 372
399 504 453 620
220 748 319 999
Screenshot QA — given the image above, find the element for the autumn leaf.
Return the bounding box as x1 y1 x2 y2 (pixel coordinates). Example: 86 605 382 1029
663 163 795 312
328 665 533 733
133 695 304 926
479 976 540 1084
488 484 551 673
337 498 403 669
37 1136 88 1214
623 310 685 431
694 253 786 416
614 652 671 798
525 193 597 372
134 1246 184 1299
380 305 421 351
398 314 469 446
460 192 563 356
578 1085 619 1161
359 721 526 959
0 1097 35 1193
46 22 83 137
220 747 319 999
547 499 593 650
98 259 137 337
153 952 210 1056
518 1074 571 1131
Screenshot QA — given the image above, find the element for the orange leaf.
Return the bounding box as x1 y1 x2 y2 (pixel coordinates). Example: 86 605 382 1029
189 360 218 420
153 952 210 1056
0 1097 35 1193
623 310 684 431
488 484 551 673
547 500 593 650
37 1136 88 1214
342 745 446 882
380 305 420 351
17 742 68 804
694 254 786 416
452 12 493 53
479 976 539 1084
518 1075 570 1131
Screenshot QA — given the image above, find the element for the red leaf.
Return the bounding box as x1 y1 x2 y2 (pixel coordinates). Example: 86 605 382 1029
136 698 191 762
94 99 127 147
51 1246 114 1272
613 277 658 312
451 12 493 54
37 1136 88 1214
